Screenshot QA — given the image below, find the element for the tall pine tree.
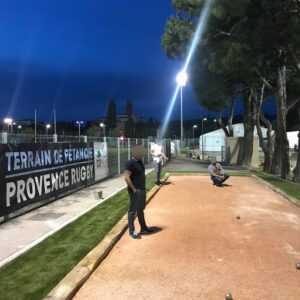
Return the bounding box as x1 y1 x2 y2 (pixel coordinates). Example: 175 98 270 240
125 100 135 137
106 99 117 135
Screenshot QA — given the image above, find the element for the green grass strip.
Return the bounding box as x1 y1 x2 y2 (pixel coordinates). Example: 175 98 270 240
0 171 160 300
254 171 300 202
167 170 251 176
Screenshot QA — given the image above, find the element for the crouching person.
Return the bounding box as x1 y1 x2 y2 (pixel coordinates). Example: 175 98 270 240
208 159 230 187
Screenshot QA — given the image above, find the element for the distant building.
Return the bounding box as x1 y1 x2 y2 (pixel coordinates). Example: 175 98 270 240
17 119 35 126
97 114 141 136
287 131 299 149
199 123 298 152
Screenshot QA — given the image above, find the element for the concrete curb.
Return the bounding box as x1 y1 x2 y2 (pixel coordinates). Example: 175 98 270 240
252 174 300 208
45 174 170 300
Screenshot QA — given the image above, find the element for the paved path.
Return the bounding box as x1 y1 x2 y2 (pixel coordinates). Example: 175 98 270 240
75 176 300 300
0 170 152 268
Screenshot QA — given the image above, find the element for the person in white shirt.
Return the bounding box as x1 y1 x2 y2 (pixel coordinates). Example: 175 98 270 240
208 159 230 187
151 143 167 185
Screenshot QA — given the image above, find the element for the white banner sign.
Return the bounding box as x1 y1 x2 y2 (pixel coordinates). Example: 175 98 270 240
94 142 109 181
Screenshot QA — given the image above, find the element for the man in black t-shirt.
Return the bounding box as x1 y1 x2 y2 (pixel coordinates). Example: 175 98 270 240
124 145 153 239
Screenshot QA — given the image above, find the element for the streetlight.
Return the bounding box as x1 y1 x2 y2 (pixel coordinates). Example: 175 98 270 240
46 124 51 136
17 125 23 133
192 125 198 140
213 118 218 130
100 122 106 137
4 118 13 133
176 70 188 145
12 122 17 133
201 117 207 160
76 121 84 141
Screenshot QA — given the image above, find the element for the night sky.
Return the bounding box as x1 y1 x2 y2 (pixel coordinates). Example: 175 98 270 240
0 0 214 122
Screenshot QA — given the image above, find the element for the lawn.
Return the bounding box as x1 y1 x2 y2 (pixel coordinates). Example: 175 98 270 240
0 171 161 300
167 170 251 176
255 171 300 202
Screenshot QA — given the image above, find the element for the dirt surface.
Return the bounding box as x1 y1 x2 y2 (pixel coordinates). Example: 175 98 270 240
74 176 300 300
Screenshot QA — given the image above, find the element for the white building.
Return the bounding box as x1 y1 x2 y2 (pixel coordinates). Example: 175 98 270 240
199 123 298 152
199 123 267 152
287 131 299 149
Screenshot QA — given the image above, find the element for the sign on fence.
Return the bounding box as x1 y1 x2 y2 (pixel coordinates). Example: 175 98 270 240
94 142 109 181
0 143 95 218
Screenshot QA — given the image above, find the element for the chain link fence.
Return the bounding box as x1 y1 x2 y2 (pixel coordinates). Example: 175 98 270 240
0 132 163 178
176 138 225 162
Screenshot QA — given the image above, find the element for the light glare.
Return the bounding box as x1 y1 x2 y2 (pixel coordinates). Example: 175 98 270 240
4 118 13 125
160 0 214 138
176 71 188 87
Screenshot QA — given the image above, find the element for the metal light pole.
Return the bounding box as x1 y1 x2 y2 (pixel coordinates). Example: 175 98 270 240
46 124 51 137
76 121 84 141
180 86 183 144
176 70 188 146
201 117 207 160
4 118 13 133
12 122 17 134
100 122 106 137
53 109 57 136
34 109 37 143
193 125 198 140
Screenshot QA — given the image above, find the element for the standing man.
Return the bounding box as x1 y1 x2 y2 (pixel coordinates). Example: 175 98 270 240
124 145 154 239
151 142 168 185
208 159 230 187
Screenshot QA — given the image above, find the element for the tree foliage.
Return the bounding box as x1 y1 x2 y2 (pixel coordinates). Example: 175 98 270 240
124 100 135 137
162 0 300 175
105 99 117 130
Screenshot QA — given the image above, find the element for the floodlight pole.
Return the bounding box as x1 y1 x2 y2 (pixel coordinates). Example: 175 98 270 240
53 109 57 136
180 86 184 145
201 118 207 160
34 109 37 143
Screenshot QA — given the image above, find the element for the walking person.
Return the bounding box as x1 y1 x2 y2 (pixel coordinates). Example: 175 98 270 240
124 145 154 239
151 143 167 185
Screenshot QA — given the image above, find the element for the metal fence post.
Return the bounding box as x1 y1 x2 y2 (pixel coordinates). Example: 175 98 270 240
1 132 8 144
53 134 58 143
147 137 150 164
141 138 145 164
128 138 131 160
117 137 121 175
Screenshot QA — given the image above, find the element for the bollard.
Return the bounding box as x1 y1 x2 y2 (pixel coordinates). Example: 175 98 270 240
98 191 103 199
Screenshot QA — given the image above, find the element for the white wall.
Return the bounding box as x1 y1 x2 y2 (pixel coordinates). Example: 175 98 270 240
199 129 225 152
198 123 299 153
287 131 299 148
198 123 269 152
